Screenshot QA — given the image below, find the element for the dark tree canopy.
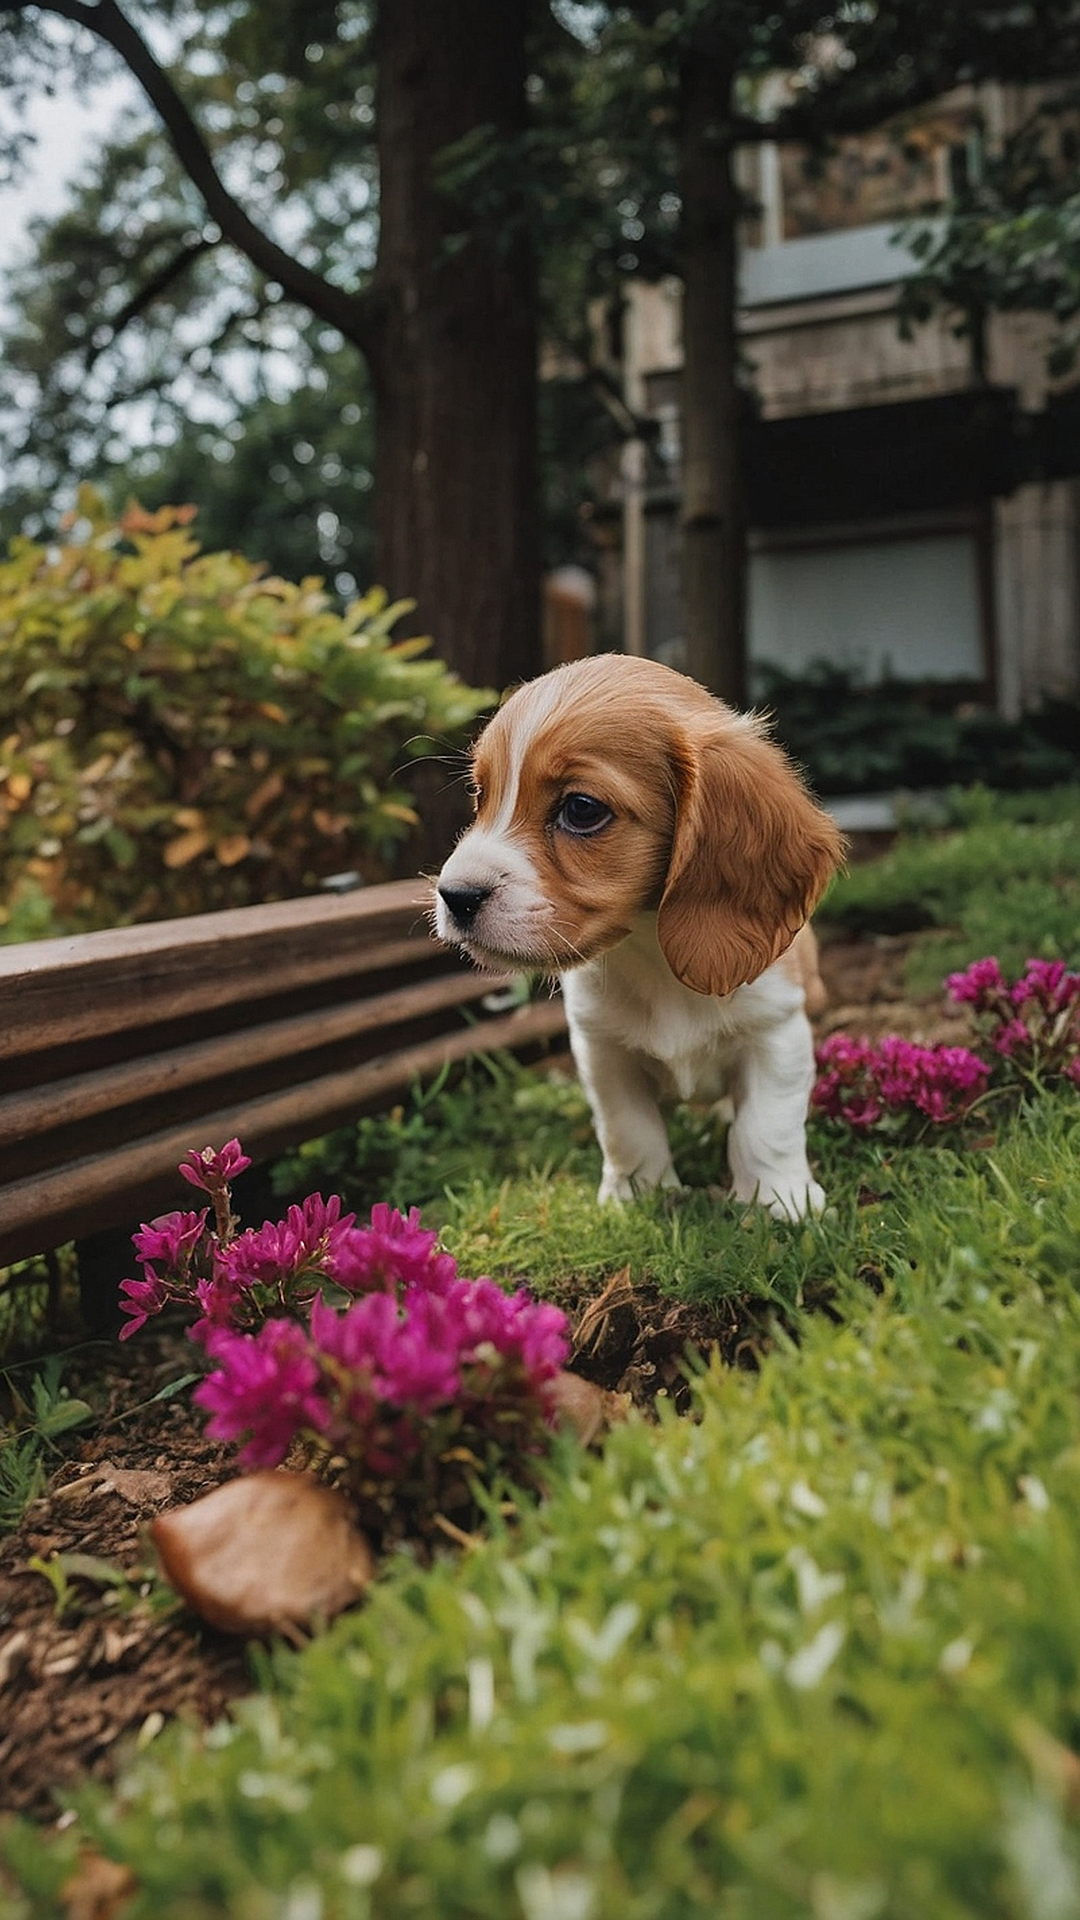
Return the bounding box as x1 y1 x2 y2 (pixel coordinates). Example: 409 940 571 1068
0 0 539 700
2 0 1080 705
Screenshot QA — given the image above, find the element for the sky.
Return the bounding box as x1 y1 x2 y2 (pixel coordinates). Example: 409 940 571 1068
0 74 138 267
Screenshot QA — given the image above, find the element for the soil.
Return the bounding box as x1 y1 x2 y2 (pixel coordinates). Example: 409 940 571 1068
816 928 973 1049
0 930 954 1824
0 1336 250 1820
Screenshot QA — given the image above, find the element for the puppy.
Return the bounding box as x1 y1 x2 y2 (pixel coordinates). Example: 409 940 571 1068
434 655 844 1218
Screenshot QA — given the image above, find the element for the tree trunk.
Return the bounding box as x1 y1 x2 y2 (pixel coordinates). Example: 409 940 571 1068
678 28 747 708
370 0 540 701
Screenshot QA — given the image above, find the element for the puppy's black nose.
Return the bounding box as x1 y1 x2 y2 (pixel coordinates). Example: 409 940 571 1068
438 882 493 931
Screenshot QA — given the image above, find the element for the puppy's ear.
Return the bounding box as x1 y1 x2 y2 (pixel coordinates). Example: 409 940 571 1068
657 718 844 998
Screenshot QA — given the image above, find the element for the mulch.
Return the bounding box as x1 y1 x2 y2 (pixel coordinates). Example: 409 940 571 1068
0 930 949 1823
0 1336 250 1819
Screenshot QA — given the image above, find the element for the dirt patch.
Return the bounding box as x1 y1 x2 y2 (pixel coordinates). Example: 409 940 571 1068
569 1266 773 1410
0 1336 249 1819
816 930 973 1047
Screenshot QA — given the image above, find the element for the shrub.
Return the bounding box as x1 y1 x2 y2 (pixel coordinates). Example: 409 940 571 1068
759 660 1080 797
0 490 490 940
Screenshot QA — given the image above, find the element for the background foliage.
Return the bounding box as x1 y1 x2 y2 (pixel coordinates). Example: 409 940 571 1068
0 490 488 942
760 665 1080 800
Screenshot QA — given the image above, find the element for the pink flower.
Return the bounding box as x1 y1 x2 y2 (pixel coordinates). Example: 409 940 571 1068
434 1277 569 1383
910 1045 989 1121
1011 959 1079 1013
310 1290 462 1413
305 1276 569 1433
188 1266 248 1347
118 1272 170 1340
993 1018 1031 1059
178 1138 252 1193
132 1209 207 1275
811 1033 882 1127
220 1193 356 1290
328 1204 458 1295
813 1033 988 1129
946 957 1007 1010
194 1320 329 1468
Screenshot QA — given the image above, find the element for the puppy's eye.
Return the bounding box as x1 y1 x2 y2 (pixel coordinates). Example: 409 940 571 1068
555 792 612 837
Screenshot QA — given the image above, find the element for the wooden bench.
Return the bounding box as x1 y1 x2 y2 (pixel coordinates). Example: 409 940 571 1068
0 879 567 1271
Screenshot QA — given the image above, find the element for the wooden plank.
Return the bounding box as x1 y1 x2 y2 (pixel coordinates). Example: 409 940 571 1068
0 1000 568 1267
0 967 509 1149
0 879 438 1062
0 877 432 980
0 933 436 1066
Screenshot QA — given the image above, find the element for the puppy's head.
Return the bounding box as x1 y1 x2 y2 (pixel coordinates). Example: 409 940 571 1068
434 655 843 995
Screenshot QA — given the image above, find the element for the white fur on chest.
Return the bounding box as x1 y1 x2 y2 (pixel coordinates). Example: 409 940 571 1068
559 915 805 1102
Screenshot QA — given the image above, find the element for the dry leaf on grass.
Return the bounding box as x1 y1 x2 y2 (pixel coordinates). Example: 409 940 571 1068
547 1370 630 1448
60 1852 137 1920
150 1471 374 1636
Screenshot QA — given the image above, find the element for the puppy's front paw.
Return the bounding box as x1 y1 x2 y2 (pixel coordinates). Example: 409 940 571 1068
597 1162 681 1206
764 1179 826 1222
597 1171 636 1206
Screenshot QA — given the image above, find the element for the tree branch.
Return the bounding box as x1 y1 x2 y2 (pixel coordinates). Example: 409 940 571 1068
9 0 384 357
85 234 217 368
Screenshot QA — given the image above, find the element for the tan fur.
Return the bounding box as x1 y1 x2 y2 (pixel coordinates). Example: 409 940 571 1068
777 923 828 1019
467 655 844 993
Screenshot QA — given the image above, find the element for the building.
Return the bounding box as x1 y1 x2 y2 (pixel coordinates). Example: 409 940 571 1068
612 86 1080 717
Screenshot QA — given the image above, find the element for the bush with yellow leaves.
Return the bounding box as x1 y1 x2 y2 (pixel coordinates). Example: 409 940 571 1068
0 491 491 940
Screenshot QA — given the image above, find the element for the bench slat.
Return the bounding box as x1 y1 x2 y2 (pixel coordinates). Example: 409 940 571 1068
0 968 510 1150
0 1000 567 1267
0 881 433 1062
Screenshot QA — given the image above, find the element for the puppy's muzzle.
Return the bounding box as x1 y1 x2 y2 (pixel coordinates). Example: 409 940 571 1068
437 881 493 934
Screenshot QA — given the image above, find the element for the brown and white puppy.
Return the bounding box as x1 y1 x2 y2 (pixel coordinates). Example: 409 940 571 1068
434 655 843 1217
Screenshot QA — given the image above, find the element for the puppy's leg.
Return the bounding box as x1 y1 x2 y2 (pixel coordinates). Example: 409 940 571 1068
570 1030 679 1204
727 1008 825 1219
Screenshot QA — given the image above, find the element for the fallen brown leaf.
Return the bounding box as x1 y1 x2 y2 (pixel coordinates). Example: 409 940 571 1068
60 1851 137 1920
54 1464 173 1509
99 1467 175 1508
547 1370 630 1448
150 1471 375 1636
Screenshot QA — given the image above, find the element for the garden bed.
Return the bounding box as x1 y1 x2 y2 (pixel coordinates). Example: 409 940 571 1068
0 1275 788 1820
2 781 1079 1916
0 930 951 1821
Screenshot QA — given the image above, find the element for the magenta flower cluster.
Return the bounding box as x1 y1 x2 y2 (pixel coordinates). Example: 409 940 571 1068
946 956 1080 1084
813 953 1080 1134
118 1153 456 1344
197 1275 568 1475
118 1140 570 1495
812 1032 990 1130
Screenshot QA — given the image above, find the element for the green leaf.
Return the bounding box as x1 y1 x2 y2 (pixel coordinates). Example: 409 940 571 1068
35 1397 94 1437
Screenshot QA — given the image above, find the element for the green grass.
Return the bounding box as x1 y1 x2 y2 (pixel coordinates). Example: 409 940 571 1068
0 1354 95 1534
5 788 1080 1915
6 1096 1080 1917
819 783 1080 993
